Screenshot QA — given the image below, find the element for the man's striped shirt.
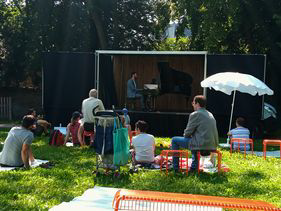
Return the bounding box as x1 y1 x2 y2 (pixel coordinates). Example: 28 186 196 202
230 127 250 151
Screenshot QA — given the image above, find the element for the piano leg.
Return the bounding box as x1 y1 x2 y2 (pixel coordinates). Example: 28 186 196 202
145 94 156 112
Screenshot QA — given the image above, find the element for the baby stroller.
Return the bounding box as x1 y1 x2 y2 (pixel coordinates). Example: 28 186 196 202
93 110 130 177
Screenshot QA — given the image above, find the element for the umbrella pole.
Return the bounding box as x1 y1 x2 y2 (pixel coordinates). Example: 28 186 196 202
227 90 236 144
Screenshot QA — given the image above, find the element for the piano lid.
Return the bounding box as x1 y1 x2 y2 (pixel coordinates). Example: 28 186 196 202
158 61 193 96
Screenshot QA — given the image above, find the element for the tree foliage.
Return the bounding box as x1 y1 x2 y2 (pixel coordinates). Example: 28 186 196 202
170 0 281 112
110 0 170 50
1 0 281 94
0 0 170 88
171 0 281 55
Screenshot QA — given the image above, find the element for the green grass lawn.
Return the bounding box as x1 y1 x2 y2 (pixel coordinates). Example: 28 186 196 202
0 129 281 210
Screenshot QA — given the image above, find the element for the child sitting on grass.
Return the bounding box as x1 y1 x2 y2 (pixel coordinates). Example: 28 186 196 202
122 108 132 140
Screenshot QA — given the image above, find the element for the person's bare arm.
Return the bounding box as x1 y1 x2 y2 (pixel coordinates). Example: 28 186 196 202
152 138 156 153
29 148 35 163
64 124 71 145
21 144 31 169
78 125 85 146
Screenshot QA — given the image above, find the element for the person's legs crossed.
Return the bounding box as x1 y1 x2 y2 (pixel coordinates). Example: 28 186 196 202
171 136 190 170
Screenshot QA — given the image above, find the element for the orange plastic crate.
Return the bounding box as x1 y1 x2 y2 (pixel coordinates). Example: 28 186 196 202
230 138 254 159
113 189 281 211
263 139 281 160
160 150 189 175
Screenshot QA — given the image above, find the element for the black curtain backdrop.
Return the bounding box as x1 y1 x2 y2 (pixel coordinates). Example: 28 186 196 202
43 52 95 126
98 54 118 109
42 52 266 138
207 54 265 137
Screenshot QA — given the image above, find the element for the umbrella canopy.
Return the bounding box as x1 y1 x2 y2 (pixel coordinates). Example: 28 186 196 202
201 72 273 96
200 72 274 146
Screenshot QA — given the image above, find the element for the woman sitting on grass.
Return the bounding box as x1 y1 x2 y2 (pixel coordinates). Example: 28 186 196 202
64 111 82 147
131 120 156 165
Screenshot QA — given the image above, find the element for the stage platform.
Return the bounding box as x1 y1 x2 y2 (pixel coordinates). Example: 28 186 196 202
116 110 190 137
115 109 263 139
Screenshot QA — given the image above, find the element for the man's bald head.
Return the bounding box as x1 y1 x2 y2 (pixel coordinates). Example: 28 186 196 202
89 89 97 98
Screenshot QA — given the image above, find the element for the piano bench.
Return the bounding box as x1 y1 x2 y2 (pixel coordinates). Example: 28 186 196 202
126 97 137 110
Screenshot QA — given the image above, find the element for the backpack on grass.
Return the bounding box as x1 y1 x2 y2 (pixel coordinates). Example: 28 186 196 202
49 130 64 146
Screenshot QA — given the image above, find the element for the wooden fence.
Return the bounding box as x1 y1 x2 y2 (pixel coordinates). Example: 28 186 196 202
0 97 12 120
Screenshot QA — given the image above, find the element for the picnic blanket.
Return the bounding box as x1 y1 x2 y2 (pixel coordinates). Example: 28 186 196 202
140 157 229 173
245 150 280 158
161 157 230 173
0 159 49 171
50 186 118 211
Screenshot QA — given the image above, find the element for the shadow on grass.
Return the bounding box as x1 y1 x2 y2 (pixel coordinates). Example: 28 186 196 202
242 170 266 179
94 170 132 187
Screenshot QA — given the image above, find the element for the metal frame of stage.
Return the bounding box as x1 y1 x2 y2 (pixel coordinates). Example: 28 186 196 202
94 50 208 99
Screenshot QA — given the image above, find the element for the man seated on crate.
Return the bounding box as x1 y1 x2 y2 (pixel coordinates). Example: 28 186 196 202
78 89 105 146
131 120 156 167
227 117 250 151
0 115 36 169
170 95 219 172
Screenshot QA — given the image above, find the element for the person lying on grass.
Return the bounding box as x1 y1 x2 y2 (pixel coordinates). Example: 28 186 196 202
0 115 35 169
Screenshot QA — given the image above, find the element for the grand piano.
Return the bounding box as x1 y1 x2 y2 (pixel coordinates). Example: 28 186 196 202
158 61 193 97
140 61 193 111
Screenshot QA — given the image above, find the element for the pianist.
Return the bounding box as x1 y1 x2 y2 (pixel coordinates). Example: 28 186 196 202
127 72 145 110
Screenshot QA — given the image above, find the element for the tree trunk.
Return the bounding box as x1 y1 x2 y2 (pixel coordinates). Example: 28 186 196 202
91 10 107 49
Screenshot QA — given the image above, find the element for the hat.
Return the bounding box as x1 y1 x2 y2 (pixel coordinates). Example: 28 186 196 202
122 108 128 114
72 111 81 119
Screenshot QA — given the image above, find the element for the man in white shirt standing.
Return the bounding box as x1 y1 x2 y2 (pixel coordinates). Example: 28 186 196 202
78 89 105 145
132 120 155 163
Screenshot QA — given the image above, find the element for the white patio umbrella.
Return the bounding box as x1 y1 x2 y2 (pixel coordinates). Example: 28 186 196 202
200 72 274 145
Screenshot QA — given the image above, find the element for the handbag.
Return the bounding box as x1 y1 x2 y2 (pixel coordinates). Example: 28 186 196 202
113 117 129 165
